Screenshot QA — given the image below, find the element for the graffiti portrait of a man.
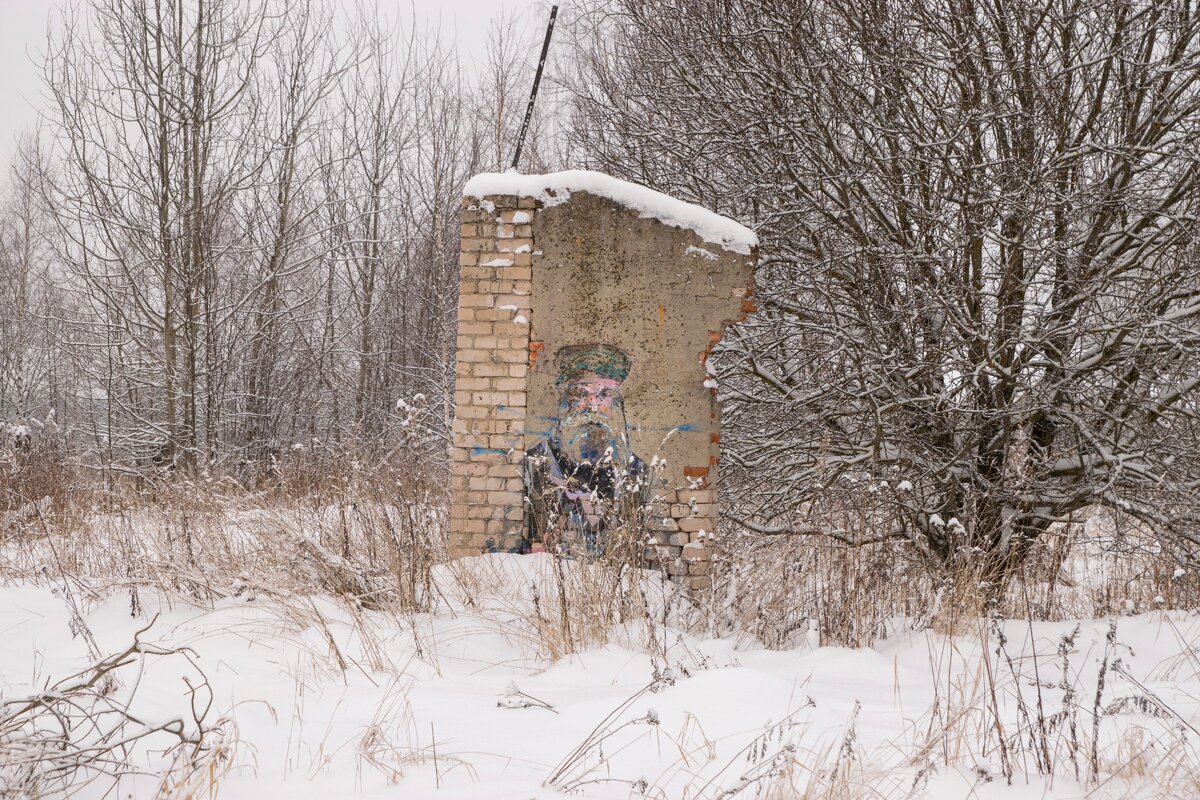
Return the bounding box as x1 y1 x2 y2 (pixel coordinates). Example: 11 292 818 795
522 343 648 554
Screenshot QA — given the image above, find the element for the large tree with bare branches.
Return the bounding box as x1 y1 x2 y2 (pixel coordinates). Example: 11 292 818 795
568 0 1200 578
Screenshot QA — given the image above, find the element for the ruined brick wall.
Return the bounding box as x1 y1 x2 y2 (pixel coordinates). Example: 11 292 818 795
448 194 536 558
449 175 756 590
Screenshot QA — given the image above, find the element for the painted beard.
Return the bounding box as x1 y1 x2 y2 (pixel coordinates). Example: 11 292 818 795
559 413 626 465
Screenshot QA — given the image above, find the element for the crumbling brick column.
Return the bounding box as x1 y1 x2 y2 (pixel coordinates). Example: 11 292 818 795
448 195 537 558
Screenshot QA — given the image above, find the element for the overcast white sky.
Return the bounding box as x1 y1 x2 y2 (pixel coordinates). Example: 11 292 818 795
0 0 551 169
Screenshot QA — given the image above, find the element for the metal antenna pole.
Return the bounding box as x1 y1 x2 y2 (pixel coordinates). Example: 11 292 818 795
511 4 559 171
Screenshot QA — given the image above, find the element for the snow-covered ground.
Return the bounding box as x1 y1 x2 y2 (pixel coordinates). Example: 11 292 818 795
3 554 1199 799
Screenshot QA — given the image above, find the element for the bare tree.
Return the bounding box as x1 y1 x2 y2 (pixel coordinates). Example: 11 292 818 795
568 0 1200 581
0 136 63 439
42 0 287 469
0 0 550 482
236 1 347 461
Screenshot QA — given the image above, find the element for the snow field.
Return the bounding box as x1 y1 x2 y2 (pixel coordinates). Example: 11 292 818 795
4 553 1200 799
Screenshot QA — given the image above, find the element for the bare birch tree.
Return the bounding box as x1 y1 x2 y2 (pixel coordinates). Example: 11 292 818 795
43 0 286 469
0 137 62 439
1 0 549 482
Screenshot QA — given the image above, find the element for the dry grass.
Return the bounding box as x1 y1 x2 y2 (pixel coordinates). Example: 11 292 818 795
709 509 1200 651
0 453 447 613
6 442 1194 651
4 451 1200 798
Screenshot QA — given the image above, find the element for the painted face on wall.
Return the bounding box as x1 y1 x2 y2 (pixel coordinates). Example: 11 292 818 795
522 343 648 553
564 375 620 417
545 343 635 466
559 374 628 463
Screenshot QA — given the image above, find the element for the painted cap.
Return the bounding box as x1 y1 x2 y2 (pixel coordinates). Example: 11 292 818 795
555 343 631 385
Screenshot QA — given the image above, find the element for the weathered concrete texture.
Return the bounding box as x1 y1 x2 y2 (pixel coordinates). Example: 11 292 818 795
526 193 753 492
449 179 756 587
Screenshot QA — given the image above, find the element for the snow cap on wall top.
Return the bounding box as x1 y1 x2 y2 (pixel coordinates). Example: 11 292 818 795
464 169 758 255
